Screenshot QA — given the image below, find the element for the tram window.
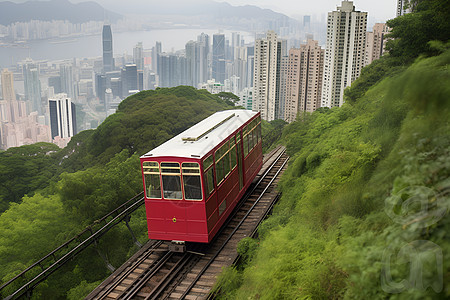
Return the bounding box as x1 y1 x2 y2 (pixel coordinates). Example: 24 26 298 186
215 141 230 184
203 155 213 170
205 168 215 197
257 122 262 143
143 161 161 199
230 136 237 169
243 126 249 157
249 126 254 150
161 162 182 200
203 155 215 197
182 163 202 200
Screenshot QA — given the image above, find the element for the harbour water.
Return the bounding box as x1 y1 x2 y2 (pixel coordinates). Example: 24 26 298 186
0 28 254 68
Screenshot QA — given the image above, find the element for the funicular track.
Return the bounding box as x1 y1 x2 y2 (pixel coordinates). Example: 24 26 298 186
87 145 289 300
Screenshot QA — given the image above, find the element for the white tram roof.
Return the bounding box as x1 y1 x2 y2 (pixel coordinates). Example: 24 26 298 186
141 109 258 159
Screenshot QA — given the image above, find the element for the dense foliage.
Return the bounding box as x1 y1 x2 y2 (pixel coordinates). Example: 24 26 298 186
0 143 60 212
0 86 235 299
215 2 450 298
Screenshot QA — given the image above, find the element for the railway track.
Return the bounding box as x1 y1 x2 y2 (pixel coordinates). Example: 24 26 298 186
86 145 289 300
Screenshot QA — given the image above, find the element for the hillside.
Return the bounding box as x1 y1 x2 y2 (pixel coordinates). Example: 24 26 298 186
0 86 235 298
214 0 450 298
0 0 121 26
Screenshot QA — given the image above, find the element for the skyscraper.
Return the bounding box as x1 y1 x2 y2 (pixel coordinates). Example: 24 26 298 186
212 33 226 83
197 33 210 84
397 0 412 16
102 24 114 73
48 93 76 139
1 68 16 102
60 64 74 99
186 40 200 87
365 23 389 66
122 64 138 97
284 40 324 123
133 42 144 71
321 1 367 108
23 59 43 115
253 31 286 121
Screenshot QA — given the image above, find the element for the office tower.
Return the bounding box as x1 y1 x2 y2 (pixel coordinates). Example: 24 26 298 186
397 0 412 16
321 1 367 108
48 93 76 139
138 71 143 91
284 40 324 123
133 42 144 71
365 23 389 66
48 76 62 94
95 74 106 102
197 33 210 84
60 64 74 99
1 69 16 101
23 60 43 115
122 64 138 97
152 41 162 72
102 24 114 73
186 40 200 87
212 33 226 83
110 77 122 98
231 32 241 60
253 31 286 121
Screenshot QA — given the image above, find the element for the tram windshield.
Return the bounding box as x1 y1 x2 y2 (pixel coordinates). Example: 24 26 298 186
182 163 203 200
142 161 203 201
161 162 183 200
142 161 162 199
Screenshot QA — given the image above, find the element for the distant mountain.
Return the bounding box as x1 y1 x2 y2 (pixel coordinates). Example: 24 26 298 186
0 0 121 26
71 0 296 31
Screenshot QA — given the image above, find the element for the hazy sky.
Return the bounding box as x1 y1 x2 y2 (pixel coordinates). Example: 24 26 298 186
222 0 397 23
4 0 398 24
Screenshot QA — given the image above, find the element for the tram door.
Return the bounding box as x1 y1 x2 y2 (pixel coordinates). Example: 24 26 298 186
236 133 244 190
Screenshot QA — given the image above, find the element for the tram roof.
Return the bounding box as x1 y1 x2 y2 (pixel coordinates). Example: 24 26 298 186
141 109 258 159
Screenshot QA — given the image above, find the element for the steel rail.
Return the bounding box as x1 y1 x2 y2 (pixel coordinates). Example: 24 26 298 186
180 150 289 299
93 240 164 300
121 251 186 300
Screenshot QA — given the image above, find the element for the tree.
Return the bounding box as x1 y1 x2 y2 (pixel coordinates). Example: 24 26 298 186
386 0 450 63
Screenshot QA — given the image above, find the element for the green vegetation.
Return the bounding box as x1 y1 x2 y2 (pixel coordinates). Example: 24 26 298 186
215 1 450 299
0 86 235 299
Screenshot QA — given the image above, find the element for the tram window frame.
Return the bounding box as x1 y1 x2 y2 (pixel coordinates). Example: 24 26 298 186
182 162 203 201
230 135 237 170
215 140 231 185
142 161 162 199
203 155 215 198
161 162 183 200
243 126 249 157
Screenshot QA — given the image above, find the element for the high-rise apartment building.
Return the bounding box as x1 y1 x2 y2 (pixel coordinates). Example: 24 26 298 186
365 23 389 66
284 40 324 123
48 93 77 140
397 0 412 16
1 69 16 102
253 31 286 121
212 33 226 83
321 1 367 108
102 24 114 73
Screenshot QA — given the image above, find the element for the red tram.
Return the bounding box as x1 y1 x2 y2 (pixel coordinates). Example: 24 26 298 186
140 110 263 244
